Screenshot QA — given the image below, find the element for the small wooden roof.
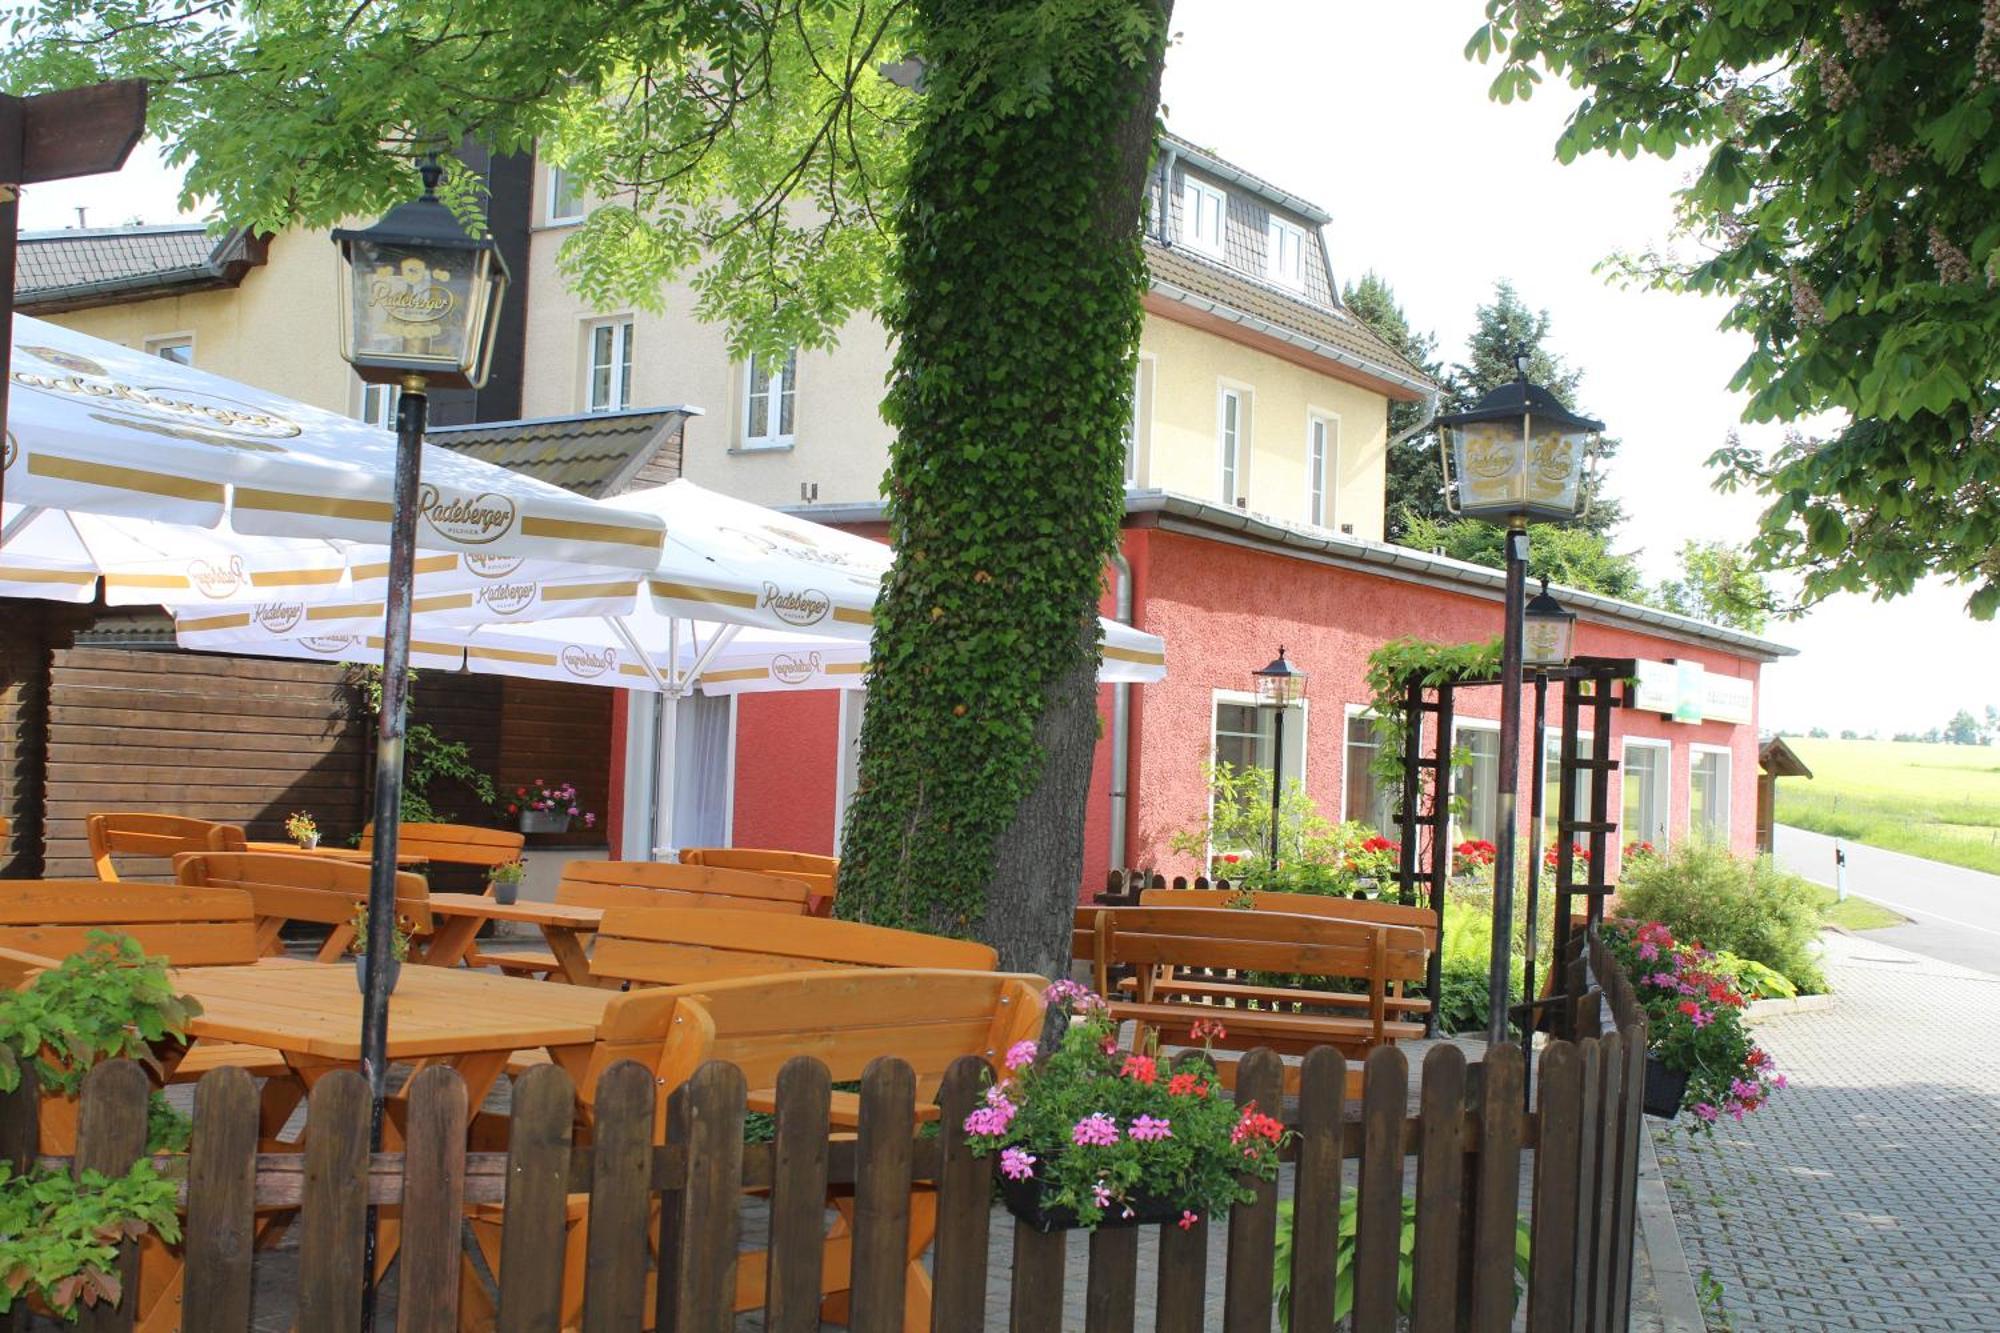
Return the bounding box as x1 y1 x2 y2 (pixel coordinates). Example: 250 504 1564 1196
1759 736 1813 779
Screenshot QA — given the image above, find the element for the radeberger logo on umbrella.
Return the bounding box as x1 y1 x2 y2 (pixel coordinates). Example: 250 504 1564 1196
760 582 831 626
12 345 302 444
2 429 14 473
299 636 358 654
253 602 305 635
418 485 516 545
473 581 537 616
771 651 824 685
187 556 246 600
559 645 617 679
464 553 525 579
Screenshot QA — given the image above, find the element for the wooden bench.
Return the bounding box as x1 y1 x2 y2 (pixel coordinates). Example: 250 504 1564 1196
475 967 1045 1332
1136 886 1438 1016
1074 905 1429 1079
86 812 246 880
359 820 524 870
679 845 838 915
0 880 285 1085
476 859 814 978
173 850 433 962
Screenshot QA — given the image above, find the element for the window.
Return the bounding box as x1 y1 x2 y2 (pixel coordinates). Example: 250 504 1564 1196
146 336 192 366
547 165 584 223
358 382 401 429
1182 177 1227 257
1452 722 1501 846
1541 728 1597 851
1213 694 1306 782
1690 746 1731 844
1306 415 1335 526
585 320 634 413
741 347 798 449
1622 739 1671 851
1267 217 1306 287
1124 358 1150 486
834 691 866 853
1218 387 1244 504
1344 710 1397 836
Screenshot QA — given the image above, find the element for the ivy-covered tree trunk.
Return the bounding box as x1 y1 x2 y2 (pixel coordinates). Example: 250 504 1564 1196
835 0 1170 974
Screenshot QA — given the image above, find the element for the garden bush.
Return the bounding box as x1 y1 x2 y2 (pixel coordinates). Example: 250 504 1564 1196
1615 842 1826 994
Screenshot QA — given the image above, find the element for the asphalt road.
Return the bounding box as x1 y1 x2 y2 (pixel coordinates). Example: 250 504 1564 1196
1776 824 2000 975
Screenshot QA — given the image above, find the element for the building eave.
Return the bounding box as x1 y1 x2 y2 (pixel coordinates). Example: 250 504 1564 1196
1145 281 1431 402
1160 132 1333 225
15 227 271 316
779 489 1799 665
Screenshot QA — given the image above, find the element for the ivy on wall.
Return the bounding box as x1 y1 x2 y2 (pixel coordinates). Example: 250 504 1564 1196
835 0 1170 951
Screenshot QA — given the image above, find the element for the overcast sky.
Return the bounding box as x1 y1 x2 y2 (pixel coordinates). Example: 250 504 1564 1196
17 2 1995 736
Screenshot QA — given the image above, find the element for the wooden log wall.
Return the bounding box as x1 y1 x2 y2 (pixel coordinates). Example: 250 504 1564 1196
495 677 613 851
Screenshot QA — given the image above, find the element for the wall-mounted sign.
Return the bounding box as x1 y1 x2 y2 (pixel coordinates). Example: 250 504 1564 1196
1633 659 1754 726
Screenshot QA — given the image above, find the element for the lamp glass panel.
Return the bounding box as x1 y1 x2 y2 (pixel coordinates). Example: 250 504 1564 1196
1523 615 1574 668
343 237 485 374
1449 417 1591 522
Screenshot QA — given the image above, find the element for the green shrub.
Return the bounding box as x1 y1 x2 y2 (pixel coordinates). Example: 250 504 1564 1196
1615 842 1826 994
1431 899 1523 1035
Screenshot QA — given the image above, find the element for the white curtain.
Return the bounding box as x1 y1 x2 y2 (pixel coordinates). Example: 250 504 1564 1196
671 693 734 848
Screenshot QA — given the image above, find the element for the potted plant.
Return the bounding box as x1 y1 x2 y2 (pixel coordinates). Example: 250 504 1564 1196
962 981 1285 1232
1603 919 1786 1128
348 905 412 996
506 779 597 836
285 810 320 851
488 859 527 906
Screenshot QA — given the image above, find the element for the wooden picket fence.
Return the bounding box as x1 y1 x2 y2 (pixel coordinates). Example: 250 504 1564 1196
12 937 1646 1333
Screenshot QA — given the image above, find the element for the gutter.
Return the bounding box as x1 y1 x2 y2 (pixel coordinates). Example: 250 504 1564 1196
1149 277 1434 401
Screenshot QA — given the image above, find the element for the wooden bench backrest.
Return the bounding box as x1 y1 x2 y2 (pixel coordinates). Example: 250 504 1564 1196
653 968 1046 1102
1075 906 1429 988
174 851 433 934
587 906 998 988
555 860 812 915
86 814 247 881
677 847 837 911
0 881 259 966
359 822 524 870
1139 887 1440 950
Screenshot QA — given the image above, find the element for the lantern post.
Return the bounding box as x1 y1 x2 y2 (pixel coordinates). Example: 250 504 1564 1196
1251 648 1307 868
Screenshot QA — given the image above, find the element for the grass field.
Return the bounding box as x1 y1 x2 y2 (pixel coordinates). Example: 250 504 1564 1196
1776 737 2000 877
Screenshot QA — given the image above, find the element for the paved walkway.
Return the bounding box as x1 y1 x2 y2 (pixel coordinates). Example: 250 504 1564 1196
1776 824 2000 974
1652 929 2000 1331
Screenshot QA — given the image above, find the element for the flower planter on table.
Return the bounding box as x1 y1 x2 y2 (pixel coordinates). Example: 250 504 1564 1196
1643 1057 1689 1119
998 1173 1182 1233
518 809 572 835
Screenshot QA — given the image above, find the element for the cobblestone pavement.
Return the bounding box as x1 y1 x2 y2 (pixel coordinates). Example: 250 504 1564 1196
1652 929 2000 1332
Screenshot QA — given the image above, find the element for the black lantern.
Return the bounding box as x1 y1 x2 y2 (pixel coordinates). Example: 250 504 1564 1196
1523 579 1577 669
1251 648 1307 868
1436 358 1603 526
332 158 509 391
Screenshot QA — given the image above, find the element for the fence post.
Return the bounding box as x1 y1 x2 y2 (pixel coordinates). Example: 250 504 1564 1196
1526 1042 1581 1333
1587 1037 1624 1332
1410 1043 1467 1333
1470 1044 1525 1333
182 1068 259 1333
0 1062 37 1333
1222 1049 1284 1332
74 1060 148 1333
1353 1045 1409 1333
297 1070 370 1333
931 1057 991 1331
578 1062 657 1333
660 1060 747 1333
765 1057 834 1333
848 1057 917 1333
1287 1047 1348 1331
398 1066 469 1333
1608 1023 1647 1330
493 1063 577 1333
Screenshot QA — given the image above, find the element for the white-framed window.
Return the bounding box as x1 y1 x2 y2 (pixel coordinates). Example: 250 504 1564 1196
585 319 634 413
1622 738 1672 851
1125 355 1154 487
1218 386 1246 505
359 381 401 430
547 165 584 224
145 335 193 366
1343 706 1397 837
1182 176 1227 257
1689 745 1732 844
1306 413 1336 526
741 347 798 449
1542 727 1597 852
1451 720 1501 846
1267 217 1307 288
834 690 866 853
1212 690 1308 783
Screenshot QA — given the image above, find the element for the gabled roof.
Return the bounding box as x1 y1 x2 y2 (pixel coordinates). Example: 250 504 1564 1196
1159 131 1332 225
1759 736 1813 778
429 406 702 498
15 224 270 314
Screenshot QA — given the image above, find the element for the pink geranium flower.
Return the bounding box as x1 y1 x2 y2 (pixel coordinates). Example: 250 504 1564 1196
1130 1115 1173 1142
1005 1040 1038 1071
1071 1114 1120 1147
1000 1147 1036 1181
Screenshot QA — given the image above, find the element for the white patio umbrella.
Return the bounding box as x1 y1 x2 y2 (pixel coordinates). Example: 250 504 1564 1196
0 502 352 606
0 315 665 568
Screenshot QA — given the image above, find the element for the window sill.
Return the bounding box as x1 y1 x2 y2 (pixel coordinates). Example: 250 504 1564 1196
537 216 585 231
729 441 796 456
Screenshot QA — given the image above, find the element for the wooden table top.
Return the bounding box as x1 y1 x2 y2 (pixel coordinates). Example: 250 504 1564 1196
244 841 428 865
171 962 615 1060
425 893 604 928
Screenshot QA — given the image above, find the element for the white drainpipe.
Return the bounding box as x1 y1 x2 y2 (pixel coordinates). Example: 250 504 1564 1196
1109 551 1135 870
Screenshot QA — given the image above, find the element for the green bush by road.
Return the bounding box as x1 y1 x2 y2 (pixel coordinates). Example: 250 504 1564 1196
1776 738 2000 876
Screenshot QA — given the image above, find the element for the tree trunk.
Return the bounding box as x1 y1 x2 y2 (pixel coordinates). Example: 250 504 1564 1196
835 0 1171 974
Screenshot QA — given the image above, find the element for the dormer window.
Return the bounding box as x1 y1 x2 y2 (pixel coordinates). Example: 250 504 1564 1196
1267 217 1306 288
1182 177 1227 258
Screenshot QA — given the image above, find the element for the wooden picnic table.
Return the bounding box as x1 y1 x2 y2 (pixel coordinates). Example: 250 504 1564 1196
244 840 427 866
420 893 607 987
170 960 614 1108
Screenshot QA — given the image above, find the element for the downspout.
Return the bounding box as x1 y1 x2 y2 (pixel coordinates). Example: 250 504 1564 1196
1109 550 1135 871
1389 383 1443 450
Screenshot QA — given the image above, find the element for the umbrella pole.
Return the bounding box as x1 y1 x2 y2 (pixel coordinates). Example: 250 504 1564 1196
359 375 427 1330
